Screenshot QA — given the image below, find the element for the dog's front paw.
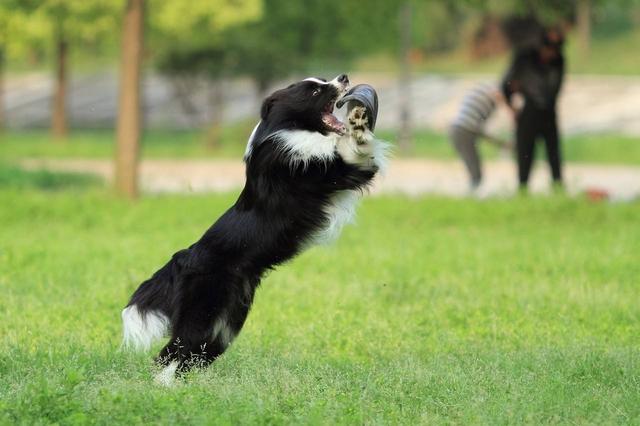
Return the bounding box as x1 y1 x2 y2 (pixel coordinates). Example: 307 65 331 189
348 106 370 145
337 105 379 169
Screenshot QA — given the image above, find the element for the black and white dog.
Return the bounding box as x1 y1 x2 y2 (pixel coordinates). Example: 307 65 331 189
122 74 387 383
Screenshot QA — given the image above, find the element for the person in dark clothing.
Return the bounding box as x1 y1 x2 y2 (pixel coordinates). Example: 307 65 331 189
502 28 565 190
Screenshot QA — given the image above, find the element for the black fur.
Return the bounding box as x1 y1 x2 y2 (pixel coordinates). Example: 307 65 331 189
124 75 378 374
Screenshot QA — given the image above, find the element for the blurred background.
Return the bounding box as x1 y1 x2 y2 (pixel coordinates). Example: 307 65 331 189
1 0 639 199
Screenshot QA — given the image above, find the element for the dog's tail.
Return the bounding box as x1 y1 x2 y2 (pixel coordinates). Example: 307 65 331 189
121 304 169 351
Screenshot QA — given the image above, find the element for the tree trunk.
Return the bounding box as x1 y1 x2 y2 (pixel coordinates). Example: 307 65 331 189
397 1 413 153
0 46 5 135
257 78 270 101
576 0 591 59
115 0 144 199
205 80 224 149
52 33 68 140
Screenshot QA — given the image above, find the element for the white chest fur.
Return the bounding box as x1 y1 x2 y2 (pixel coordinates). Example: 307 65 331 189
312 137 387 246
276 130 337 168
275 129 387 247
311 189 361 245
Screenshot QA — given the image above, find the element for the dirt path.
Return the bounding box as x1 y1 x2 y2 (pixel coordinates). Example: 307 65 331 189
20 158 640 200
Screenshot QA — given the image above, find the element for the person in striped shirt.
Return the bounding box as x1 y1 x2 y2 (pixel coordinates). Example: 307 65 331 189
449 83 512 191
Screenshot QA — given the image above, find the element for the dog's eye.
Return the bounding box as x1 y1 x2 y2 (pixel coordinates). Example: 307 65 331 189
312 88 321 96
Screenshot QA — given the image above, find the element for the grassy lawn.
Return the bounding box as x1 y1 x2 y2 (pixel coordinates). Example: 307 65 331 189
0 168 639 424
0 126 253 160
2 128 639 165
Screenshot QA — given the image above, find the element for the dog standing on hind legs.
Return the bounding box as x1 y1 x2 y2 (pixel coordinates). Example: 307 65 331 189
121 75 387 384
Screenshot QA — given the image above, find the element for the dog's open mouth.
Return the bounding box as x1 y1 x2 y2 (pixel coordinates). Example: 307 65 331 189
321 99 346 135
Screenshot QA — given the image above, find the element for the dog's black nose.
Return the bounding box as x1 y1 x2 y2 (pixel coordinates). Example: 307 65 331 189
337 74 349 84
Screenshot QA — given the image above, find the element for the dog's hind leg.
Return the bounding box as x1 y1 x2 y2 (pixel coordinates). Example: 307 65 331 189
154 308 252 385
154 277 256 385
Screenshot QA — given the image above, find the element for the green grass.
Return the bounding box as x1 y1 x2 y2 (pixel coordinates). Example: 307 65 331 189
2 129 639 165
562 133 640 165
0 124 256 160
0 163 103 191
1 170 639 424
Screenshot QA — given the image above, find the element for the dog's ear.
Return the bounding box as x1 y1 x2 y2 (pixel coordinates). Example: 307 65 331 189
260 94 276 120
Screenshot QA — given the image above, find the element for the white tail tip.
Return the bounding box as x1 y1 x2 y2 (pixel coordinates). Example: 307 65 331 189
121 305 169 352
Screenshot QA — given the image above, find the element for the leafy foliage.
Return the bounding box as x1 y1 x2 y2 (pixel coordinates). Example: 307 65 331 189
148 0 261 48
14 0 122 60
2 0 639 75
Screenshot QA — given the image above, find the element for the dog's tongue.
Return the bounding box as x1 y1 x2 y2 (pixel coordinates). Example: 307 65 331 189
322 112 346 135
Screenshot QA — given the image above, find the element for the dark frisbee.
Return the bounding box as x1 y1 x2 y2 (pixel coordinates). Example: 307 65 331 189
336 84 379 131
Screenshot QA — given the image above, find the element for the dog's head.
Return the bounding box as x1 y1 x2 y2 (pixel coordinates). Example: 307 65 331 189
260 74 350 136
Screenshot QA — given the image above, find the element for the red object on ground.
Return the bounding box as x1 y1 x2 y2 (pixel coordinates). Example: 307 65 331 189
585 188 609 202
